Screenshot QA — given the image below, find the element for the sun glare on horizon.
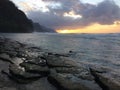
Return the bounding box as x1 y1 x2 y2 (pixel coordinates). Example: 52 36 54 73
56 21 120 34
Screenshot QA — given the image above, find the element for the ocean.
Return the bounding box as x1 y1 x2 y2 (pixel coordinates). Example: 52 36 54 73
0 33 120 73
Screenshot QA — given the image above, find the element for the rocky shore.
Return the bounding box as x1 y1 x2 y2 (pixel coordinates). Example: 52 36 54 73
0 37 120 90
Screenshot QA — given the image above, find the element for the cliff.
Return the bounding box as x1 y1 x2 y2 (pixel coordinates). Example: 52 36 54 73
33 23 56 33
0 0 33 33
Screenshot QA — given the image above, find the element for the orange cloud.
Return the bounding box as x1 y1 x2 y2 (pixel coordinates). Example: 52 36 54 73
56 21 120 34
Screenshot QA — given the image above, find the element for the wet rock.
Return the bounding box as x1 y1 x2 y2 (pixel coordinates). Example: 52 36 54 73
25 77 57 90
54 67 94 81
16 51 27 58
25 57 46 66
0 87 17 90
47 52 70 57
46 55 78 67
20 62 50 75
69 50 73 53
0 53 13 64
9 64 41 80
0 60 10 75
89 67 108 73
54 53 69 57
11 57 24 65
3 45 15 52
90 67 120 90
26 46 41 51
5 51 17 57
54 67 83 74
48 70 102 90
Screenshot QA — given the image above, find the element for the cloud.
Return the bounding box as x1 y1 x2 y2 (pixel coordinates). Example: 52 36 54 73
27 0 120 29
81 0 120 25
28 11 82 29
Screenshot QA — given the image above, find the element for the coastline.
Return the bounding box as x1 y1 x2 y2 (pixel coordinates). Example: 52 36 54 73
0 37 120 90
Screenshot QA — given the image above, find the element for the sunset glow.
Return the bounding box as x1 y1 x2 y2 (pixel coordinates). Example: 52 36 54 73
56 21 120 34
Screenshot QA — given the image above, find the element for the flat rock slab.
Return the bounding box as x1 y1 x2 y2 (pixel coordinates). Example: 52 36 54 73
46 55 79 67
0 87 17 90
48 70 102 90
9 64 42 81
24 57 46 66
20 62 50 75
0 53 13 63
90 67 120 90
25 78 57 90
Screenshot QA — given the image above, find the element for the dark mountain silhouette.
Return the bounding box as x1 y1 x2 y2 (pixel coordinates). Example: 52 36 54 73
33 23 56 33
0 0 33 33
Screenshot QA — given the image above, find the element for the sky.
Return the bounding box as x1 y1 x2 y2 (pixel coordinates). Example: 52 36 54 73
11 0 120 33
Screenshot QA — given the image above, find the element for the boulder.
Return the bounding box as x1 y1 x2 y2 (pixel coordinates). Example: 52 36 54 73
48 70 102 90
0 53 13 63
5 51 17 57
54 67 94 81
9 64 41 80
90 67 120 90
11 57 24 65
0 87 17 90
20 62 49 75
24 56 46 66
46 55 78 67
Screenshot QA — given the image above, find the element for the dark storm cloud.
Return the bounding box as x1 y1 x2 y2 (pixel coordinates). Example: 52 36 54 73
28 0 120 29
81 0 120 25
28 11 81 29
42 0 83 16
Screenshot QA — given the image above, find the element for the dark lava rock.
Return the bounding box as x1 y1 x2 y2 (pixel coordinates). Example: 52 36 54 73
25 77 57 90
0 53 24 65
11 57 24 65
54 67 94 81
46 55 78 67
46 55 102 90
90 67 120 90
9 64 42 83
54 67 83 74
24 56 47 66
0 53 13 63
0 87 17 90
48 70 102 90
47 52 70 57
6 51 18 57
20 62 50 75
